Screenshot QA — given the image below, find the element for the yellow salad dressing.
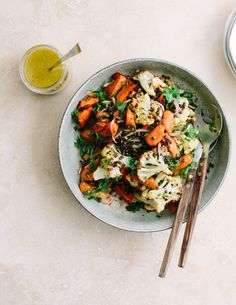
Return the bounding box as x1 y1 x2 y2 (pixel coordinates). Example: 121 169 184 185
24 48 62 88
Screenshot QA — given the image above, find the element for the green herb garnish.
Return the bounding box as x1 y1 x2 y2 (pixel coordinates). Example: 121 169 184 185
71 109 79 124
126 201 145 212
84 179 110 199
181 91 193 99
129 157 137 171
165 155 179 168
93 86 107 101
184 127 199 139
88 131 105 142
93 99 111 112
116 101 129 115
180 161 197 178
100 158 112 168
74 133 98 159
181 91 198 107
164 84 181 104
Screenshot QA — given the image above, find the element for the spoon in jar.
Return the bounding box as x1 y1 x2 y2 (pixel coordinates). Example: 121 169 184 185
49 43 81 71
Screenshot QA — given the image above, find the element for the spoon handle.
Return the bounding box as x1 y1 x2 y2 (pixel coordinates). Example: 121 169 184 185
159 169 196 278
50 43 81 71
178 156 208 268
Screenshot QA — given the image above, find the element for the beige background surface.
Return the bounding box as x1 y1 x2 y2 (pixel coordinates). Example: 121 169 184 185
1 0 236 304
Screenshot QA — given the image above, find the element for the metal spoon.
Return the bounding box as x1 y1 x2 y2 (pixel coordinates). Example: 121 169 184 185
178 104 223 268
49 43 81 71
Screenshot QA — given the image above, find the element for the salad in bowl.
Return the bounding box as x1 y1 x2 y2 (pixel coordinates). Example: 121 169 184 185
71 70 200 215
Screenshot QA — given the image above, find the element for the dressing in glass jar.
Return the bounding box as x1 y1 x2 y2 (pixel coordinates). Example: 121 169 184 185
19 45 71 95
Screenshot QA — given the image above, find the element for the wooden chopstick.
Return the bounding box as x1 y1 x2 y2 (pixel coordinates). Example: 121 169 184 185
178 156 208 268
159 169 195 278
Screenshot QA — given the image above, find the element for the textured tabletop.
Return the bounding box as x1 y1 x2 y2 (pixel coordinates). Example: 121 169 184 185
1 1 236 304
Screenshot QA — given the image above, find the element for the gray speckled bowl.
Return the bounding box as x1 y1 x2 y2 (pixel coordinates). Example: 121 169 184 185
59 58 230 232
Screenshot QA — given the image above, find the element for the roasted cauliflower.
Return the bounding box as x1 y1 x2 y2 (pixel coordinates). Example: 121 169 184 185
137 149 172 182
130 92 163 125
174 97 195 128
93 144 132 180
136 173 182 213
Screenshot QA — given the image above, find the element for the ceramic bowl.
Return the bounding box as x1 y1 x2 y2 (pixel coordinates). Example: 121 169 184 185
59 58 230 232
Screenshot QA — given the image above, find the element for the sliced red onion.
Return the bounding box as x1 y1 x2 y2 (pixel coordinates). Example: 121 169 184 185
156 101 165 112
110 119 118 143
124 129 149 138
114 130 122 139
123 99 131 104
174 100 181 114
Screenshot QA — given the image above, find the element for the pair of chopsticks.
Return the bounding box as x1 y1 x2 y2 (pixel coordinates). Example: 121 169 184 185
159 157 208 278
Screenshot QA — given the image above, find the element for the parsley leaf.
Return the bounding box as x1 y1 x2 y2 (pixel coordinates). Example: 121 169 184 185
71 109 79 124
93 86 107 101
180 161 197 178
164 84 181 104
165 155 179 168
181 90 198 107
126 201 145 212
97 179 110 192
181 91 193 100
74 133 98 159
184 127 199 139
89 131 105 142
116 101 129 115
93 99 111 112
129 157 137 171
84 179 110 199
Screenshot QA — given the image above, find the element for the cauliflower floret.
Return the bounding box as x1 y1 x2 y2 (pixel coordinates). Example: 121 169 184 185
137 150 172 182
101 144 130 167
136 173 182 213
134 70 156 97
93 144 132 180
130 92 163 125
159 144 171 158
174 97 195 128
150 99 164 121
182 137 199 155
173 123 200 155
93 167 110 180
96 192 113 205
93 166 122 180
152 76 167 91
174 133 200 155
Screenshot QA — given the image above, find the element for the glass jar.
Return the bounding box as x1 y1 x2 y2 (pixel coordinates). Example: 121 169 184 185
19 44 71 95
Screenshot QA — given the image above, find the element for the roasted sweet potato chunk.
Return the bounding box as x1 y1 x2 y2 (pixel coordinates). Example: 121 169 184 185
78 107 93 128
162 110 174 134
105 73 127 99
116 82 138 102
145 124 165 146
79 181 95 192
78 94 99 109
125 108 136 128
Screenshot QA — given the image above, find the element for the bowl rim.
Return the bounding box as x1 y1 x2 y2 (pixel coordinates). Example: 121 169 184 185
58 57 231 232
